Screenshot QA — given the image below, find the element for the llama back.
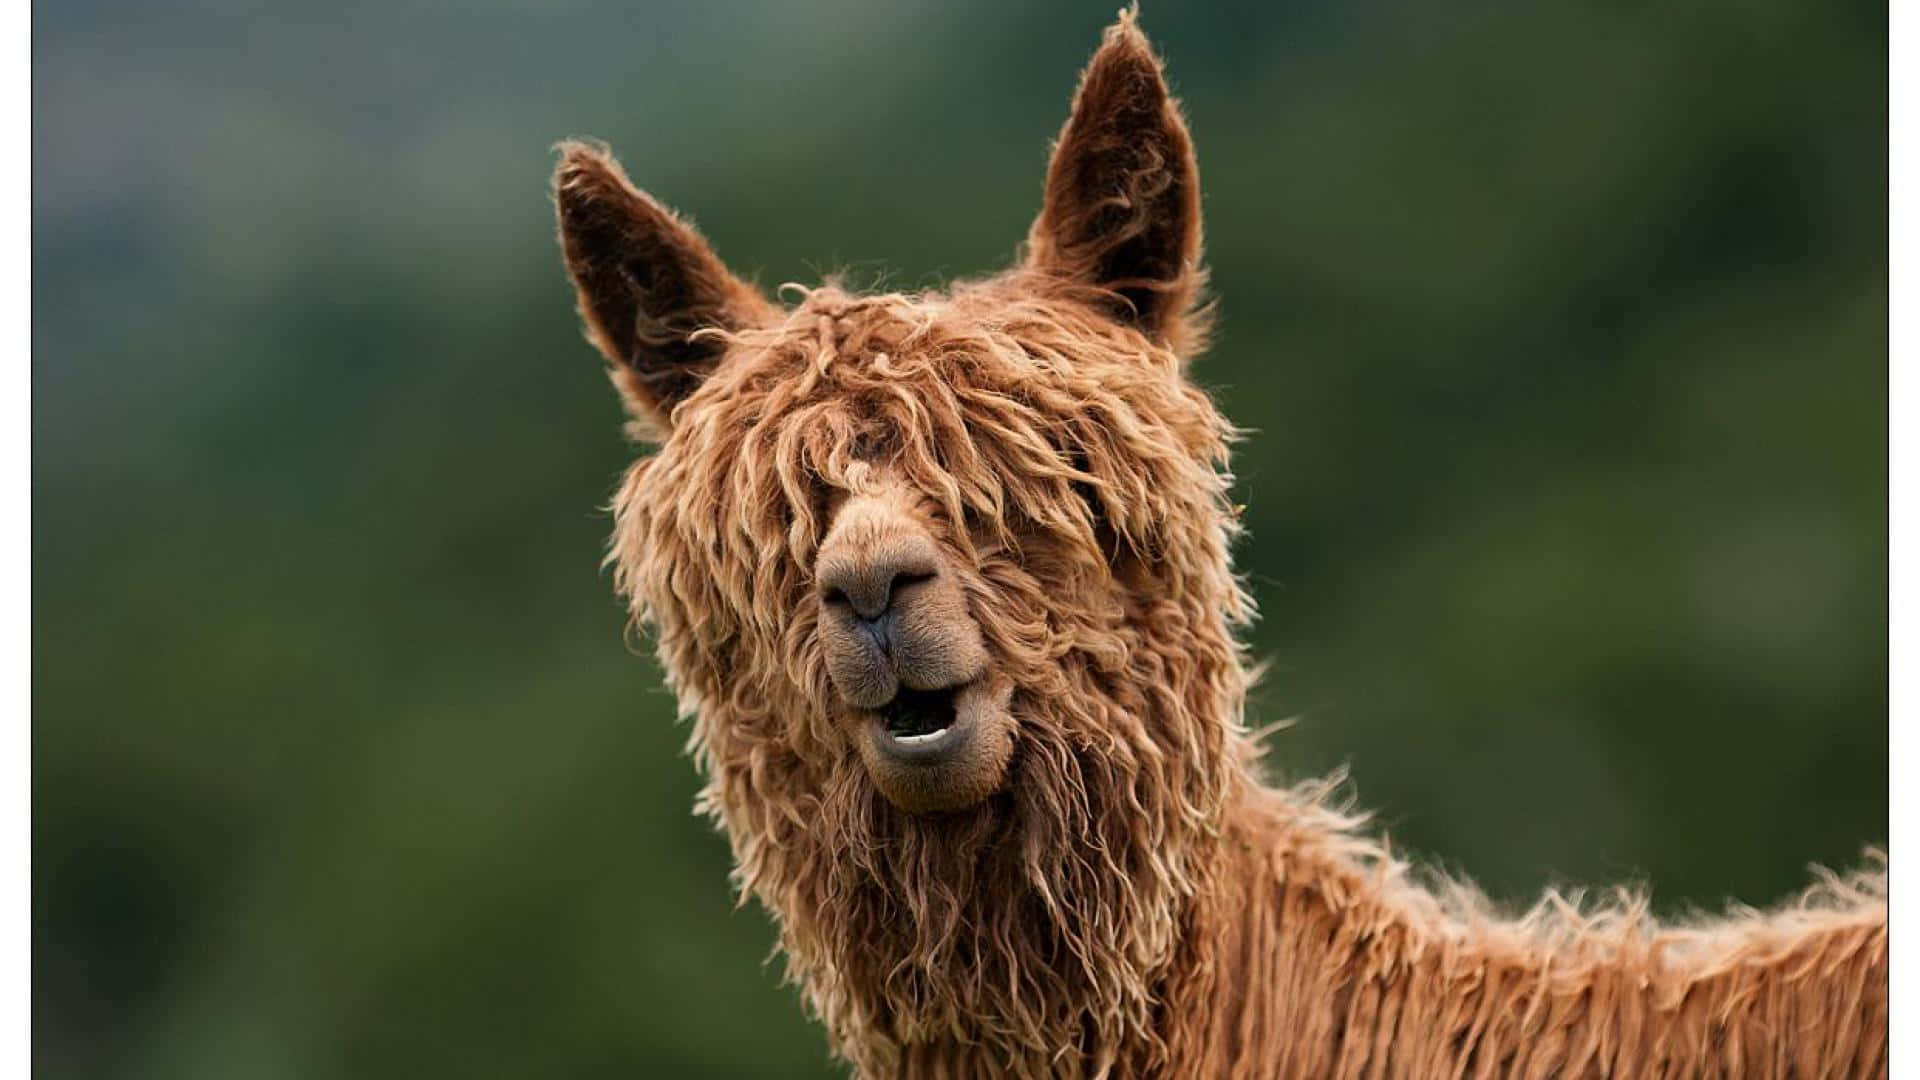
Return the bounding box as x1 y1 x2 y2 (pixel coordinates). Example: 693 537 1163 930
1157 783 1888 1079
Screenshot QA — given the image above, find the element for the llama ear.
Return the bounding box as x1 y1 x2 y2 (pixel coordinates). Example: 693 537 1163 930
553 141 772 434
1026 10 1206 352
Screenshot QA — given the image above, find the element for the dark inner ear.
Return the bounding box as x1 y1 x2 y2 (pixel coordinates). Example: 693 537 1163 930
554 141 770 430
610 225 727 407
1027 14 1205 349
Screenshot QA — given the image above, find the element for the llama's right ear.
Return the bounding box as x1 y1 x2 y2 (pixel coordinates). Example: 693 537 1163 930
553 141 771 435
1025 11 1206 355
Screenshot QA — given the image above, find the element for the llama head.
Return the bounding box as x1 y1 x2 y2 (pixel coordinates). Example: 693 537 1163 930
556 11 1254 1063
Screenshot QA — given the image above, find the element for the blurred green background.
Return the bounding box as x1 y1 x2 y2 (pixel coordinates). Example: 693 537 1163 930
34 1 1886 1076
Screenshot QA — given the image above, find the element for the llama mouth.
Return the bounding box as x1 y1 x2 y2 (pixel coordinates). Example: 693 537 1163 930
880 686 961 747
856 677 1014 813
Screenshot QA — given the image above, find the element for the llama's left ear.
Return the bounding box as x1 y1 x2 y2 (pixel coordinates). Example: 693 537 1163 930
553 141 773 436
1026 10 1206 353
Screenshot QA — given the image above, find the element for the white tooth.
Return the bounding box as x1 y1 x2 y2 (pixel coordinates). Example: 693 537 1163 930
893 728 950 746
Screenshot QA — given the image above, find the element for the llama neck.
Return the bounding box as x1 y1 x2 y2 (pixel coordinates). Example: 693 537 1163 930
1156 775 1889 1077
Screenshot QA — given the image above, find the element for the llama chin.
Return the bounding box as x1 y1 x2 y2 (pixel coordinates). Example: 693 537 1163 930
553 9 1888 1077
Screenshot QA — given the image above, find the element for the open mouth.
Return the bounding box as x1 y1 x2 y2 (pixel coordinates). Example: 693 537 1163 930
881 685 961 746
855 676 1014 814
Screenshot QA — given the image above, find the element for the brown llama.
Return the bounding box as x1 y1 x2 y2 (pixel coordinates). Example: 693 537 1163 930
551 10 1888 1077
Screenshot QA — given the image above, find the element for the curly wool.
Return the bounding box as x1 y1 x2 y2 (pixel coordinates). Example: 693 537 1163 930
611 277 1247 1074
606 282 1886 1078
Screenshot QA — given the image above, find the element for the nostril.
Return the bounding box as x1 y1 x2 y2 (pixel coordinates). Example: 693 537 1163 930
876 568 937 618
890 569 936 595
817 560 939 622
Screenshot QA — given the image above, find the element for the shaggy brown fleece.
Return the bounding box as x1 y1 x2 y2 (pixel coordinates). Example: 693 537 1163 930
553 9 1888 1077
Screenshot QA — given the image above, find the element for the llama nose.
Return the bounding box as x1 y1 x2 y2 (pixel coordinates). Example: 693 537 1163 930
819 558 938 624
